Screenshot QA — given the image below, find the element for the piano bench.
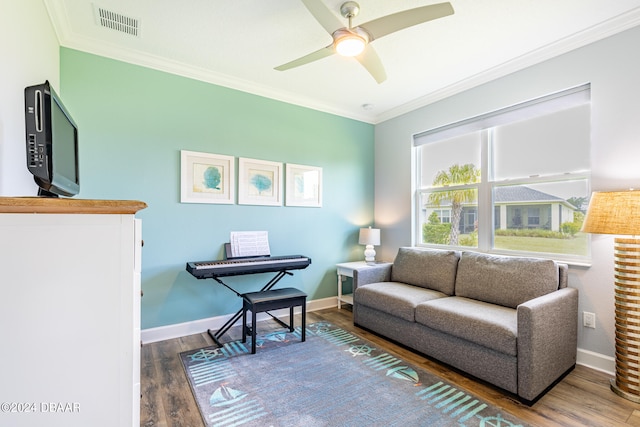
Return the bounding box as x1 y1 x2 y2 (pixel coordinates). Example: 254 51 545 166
241 287 307 354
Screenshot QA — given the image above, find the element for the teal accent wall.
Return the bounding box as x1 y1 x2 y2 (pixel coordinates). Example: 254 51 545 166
60 48 374 329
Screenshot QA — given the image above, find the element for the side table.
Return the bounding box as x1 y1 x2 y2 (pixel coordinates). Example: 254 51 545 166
336 261 392 309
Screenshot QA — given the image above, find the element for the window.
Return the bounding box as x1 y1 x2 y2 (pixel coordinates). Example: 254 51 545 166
432 209 451 223
414 85 591 262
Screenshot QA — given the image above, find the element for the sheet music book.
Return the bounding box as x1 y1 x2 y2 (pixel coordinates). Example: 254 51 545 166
230 231 271 258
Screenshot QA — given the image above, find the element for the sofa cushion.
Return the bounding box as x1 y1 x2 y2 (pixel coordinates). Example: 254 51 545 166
390 247 460 295
415 296 518 356
455 251 559 308
354 282 448 322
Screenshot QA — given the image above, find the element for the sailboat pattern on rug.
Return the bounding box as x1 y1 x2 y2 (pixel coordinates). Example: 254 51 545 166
182 322 527 427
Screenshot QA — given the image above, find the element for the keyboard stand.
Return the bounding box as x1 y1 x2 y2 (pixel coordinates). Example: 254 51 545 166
207 270 293 347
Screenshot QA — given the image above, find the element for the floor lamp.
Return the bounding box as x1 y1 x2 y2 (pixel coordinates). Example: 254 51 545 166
582 190 640 402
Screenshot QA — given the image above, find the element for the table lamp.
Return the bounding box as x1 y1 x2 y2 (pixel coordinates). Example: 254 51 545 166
582 189 640 402
359 226 380 265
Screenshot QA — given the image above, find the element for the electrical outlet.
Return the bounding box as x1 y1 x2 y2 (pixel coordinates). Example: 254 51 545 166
583 311 596 329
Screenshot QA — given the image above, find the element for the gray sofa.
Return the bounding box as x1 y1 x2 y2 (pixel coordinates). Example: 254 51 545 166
352 247 578 403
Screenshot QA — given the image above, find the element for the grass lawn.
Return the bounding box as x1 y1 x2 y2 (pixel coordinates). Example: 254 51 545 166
494 232 588 256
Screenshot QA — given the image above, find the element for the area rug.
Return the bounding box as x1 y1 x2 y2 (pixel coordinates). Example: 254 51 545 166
180 322 528 427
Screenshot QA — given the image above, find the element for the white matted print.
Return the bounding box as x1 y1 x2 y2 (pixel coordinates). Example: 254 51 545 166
181 150 235 204
238 157 283 206
286 163 322 207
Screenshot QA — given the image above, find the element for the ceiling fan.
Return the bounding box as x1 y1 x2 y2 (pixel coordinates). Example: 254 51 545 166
274 1 454 84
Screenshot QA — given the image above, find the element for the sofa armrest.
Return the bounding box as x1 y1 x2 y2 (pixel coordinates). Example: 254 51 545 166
352 264 392 290
517 287 578 401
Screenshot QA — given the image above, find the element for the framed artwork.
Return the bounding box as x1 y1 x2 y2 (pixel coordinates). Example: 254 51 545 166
180 150 235 204
238 157 283 206
285 163 323 207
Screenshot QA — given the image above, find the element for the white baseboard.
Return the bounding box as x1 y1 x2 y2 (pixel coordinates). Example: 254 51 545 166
142 300 616 378
576 347 615 376
141 296 337 344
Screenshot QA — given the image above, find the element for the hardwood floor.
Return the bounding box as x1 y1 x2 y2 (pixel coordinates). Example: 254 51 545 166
141 307 640 426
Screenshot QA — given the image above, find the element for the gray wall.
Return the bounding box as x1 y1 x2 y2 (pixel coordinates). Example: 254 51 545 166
374 25 640 365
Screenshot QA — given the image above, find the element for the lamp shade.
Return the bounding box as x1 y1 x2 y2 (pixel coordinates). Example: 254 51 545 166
582 190 640 235
359 227 380 246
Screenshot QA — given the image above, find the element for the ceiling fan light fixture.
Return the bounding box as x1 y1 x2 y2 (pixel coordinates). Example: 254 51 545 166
335 34 366 56
333 28 368 57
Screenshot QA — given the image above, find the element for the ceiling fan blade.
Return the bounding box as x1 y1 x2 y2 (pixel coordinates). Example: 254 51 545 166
356 46 387 84
274 45 335 71
300 0 343 34
361 2 454 40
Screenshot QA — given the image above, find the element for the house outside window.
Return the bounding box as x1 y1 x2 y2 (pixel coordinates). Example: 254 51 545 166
414 85 591 263
432 209 451 223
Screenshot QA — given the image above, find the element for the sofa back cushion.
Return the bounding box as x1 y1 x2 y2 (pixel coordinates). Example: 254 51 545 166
391 247 460 295
455 251 559 308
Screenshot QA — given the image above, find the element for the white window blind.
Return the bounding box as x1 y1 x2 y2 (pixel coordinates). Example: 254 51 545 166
413 83 591 147
414 83 592 263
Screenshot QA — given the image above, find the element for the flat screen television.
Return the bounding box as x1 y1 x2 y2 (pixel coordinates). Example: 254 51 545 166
24 81 79 197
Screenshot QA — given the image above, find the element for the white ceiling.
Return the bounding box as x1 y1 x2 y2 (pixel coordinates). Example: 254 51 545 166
44 0 640 123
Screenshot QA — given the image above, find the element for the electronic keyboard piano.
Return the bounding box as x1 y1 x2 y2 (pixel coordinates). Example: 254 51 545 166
185 253 312 347
186 255 311 279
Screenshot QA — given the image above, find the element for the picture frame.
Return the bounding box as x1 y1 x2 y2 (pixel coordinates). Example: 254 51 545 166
180 150 235 204
238 157 283 206
285 163 323 207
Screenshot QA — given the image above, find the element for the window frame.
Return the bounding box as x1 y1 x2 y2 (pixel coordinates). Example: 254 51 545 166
413 86 592 266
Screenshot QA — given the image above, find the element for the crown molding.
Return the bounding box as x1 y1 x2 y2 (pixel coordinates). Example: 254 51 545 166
374 7 640 124
44 1 640 126
58 36 376 125
44 0 374 123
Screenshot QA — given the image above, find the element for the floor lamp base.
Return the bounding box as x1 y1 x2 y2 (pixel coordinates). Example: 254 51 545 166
612 237 640 404
611 379 640 403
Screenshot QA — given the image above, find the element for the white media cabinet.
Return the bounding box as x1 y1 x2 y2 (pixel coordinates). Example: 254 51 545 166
0 198 146 427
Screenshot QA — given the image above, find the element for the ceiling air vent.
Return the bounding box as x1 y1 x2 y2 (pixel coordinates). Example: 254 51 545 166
93 4 140 37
